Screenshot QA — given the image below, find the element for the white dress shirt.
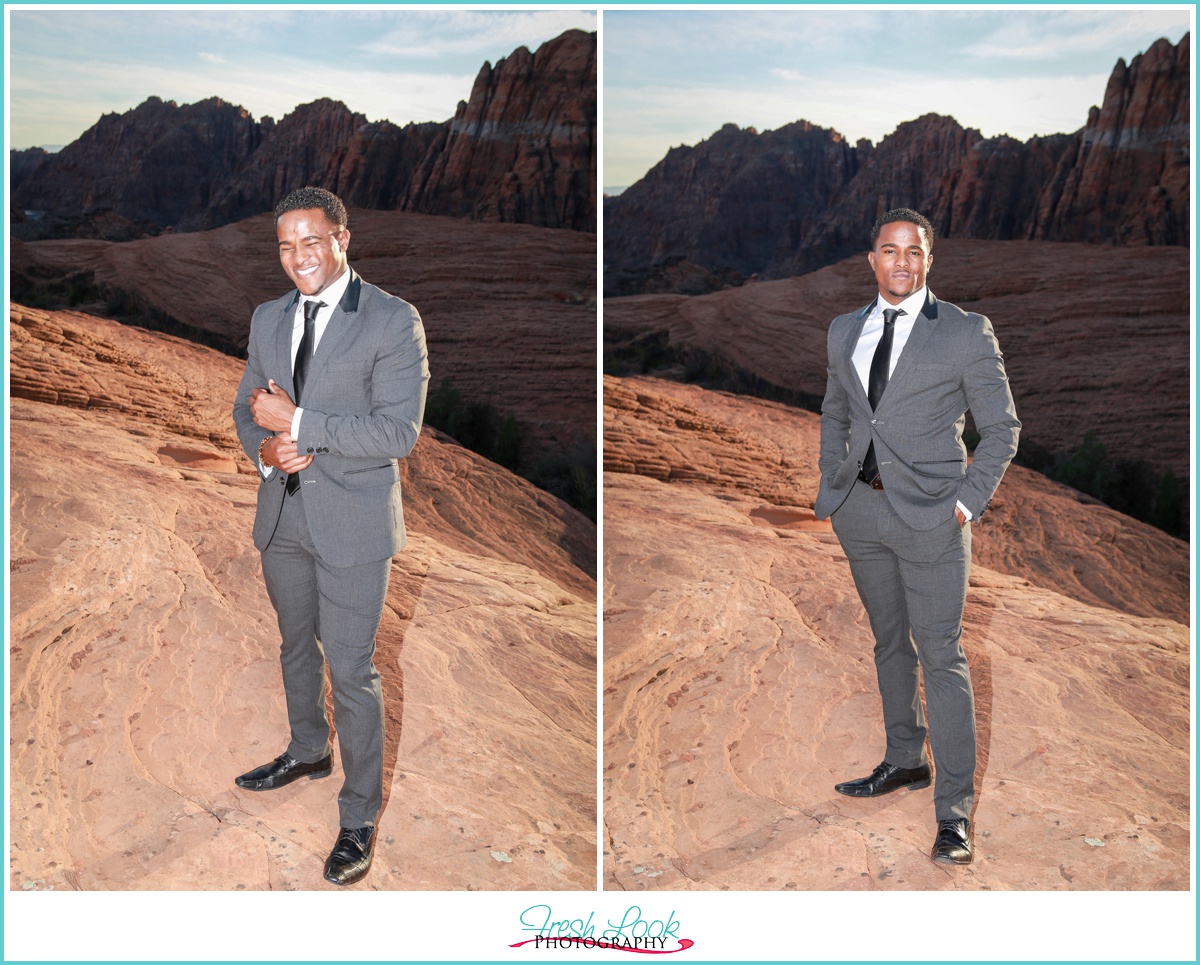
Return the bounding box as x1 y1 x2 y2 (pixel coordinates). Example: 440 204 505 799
850 285 927 390
851 286 971 522
260 267 353 479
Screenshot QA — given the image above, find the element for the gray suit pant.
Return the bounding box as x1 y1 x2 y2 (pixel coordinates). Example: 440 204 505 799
260 488 389 829
832 481 976 821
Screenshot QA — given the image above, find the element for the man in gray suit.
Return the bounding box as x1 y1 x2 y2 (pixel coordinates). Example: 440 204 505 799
232 186 429 886
814 207 1019 864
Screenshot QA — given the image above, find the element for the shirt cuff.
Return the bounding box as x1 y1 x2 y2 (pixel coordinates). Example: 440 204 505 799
290 407 304 440
258 459 274 480
956 500 973 521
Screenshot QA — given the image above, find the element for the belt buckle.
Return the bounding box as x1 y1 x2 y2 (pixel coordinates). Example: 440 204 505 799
870 476 885 491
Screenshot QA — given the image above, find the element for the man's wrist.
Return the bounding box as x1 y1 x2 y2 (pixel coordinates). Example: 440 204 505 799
257 436 275 478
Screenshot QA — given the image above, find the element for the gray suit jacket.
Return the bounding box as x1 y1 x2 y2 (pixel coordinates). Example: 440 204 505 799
233 268 429 567
814 290 1019 530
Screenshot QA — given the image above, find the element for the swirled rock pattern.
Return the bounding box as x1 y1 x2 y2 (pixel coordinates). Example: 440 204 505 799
9 304 596 891
603 375 1188 891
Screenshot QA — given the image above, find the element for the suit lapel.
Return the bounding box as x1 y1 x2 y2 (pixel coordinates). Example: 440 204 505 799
275 291 301 396
299 268 362 393
843 297 876 408
878 290 941 409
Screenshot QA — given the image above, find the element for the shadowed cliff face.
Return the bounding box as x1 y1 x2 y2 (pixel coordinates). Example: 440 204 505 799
604 33 1188 288
8 304 596 891
11 208 596 483
12 30 596 238
603 238 1190 515
602 375 1188 891
403 29 597 232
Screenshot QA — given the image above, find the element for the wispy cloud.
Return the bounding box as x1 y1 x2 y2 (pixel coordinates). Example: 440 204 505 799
361 10 594 59
964 10 1187 60
604 9 1191 186
8 9 594 148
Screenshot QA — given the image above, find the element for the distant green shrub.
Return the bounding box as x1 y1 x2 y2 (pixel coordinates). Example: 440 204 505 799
1051 430 1186 539
425 378 520 471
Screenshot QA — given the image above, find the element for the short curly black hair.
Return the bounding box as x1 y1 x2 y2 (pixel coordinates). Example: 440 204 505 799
870 207 934 251
274 186 348 230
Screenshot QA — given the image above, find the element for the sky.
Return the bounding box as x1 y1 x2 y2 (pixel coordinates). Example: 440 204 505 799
604 7 1193 189
6 8 596 150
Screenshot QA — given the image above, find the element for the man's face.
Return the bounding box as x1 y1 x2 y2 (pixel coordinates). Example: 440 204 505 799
276 208 351 297
868 221 932 305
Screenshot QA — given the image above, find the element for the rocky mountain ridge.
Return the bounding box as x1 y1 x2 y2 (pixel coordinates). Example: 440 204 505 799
605 33 1189 291
13 29 595 239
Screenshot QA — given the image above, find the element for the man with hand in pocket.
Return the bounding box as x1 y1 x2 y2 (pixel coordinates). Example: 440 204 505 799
814 207 1019 865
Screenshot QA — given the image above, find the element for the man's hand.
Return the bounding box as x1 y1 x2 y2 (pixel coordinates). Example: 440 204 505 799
261 434 313 474
250 380 298 433
956 507 966 528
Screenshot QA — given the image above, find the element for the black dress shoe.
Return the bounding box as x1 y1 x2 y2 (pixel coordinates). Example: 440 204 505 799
931 818 973 864
324 826 376 886
834 760 932 797
234 752 332 791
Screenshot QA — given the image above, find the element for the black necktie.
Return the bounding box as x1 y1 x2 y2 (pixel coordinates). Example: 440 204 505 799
286 299 324 495
859 307 903 485
292 299 323 404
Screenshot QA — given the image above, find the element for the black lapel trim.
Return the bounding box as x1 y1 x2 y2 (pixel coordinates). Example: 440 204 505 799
856 296 878 322
338 269 362 314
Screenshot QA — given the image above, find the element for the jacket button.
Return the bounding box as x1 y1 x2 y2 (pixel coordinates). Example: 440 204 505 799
306 447 314 454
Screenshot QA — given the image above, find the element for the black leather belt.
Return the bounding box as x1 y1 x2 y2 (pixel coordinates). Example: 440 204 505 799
858 473 885 490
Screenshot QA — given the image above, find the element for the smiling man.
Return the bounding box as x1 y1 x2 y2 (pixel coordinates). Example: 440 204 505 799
232 186 429 886
814 207 1019 865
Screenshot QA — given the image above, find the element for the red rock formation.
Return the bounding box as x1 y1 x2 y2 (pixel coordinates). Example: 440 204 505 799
9 145 50 192
196 100 443 229
783 113 990 276
11 208 596 482
603 238 1191 498
403 29 596 231
1033 34 1190 245
9 303 596 891
604 34 1188 288
603 374 1188 892
13 96 262 231
11 30 597 237
605 120 859 277
943 133 1076 239
604 375 1188 623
